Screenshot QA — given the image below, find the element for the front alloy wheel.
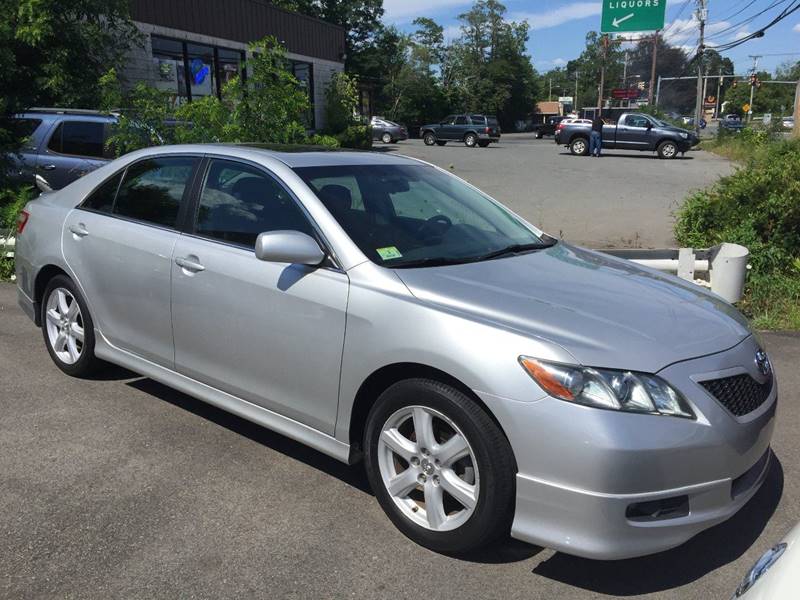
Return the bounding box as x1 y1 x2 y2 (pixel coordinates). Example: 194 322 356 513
381 132 393 144
378 406 479 532
658 140 678 159
364 379 516 553
423 132 436 146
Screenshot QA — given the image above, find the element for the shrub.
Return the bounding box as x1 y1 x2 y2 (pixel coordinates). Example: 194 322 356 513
324 72 360 135
335 125 372 150
0 185 35 281
308 134 341 148
676 139 800 328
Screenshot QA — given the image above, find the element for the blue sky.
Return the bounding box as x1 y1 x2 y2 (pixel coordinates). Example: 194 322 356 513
383 0 800 74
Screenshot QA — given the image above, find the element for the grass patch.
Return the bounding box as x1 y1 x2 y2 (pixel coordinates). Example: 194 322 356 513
676 137 800 330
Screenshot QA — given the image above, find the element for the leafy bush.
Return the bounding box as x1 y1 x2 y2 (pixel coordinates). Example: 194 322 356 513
173 92 241 144
676 139 800 328
324 72 360 135
0 185 35 281
308 134 340 148
335 125 372 150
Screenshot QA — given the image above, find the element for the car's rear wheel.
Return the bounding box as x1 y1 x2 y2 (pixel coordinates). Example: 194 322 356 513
41 275 102 377
570 137 589 156
364 379 516 553
381 132 393 144
464 133 478 148
657 140 678 159
536 131 543 139
423 132 437 146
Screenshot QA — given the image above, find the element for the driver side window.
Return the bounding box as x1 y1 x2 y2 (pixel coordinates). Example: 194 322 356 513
625 115 650 128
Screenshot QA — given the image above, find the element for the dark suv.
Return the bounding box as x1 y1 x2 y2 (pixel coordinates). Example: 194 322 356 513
532 116 567 139
420 114 501 147
5 108 117 190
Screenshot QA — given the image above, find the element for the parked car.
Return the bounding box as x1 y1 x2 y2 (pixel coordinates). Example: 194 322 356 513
720 114 745 132
420 114 500 147
781 116 795 130
5 108 117 190
370 117 408 144
15 144 776 559
532 116 567 139
557 112 699 159
731 522 800 598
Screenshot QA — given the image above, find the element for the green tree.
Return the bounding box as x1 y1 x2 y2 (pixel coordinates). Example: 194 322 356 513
0 0 139 184
565 32 625 112
324 71 360 134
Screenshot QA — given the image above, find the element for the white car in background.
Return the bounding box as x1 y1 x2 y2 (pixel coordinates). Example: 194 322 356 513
732 522 800 599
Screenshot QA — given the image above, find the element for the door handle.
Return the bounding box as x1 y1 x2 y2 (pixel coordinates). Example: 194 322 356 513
40 164 56 171
175 256 205 272
68 224 89 238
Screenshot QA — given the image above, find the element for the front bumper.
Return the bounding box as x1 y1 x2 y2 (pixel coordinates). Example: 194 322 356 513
477 335 777 559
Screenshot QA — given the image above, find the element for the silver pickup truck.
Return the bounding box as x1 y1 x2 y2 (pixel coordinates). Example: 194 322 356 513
555 113 699 159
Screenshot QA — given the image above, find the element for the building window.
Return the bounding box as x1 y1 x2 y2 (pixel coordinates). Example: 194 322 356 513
151 36 188 106
291 60 314 128
150 35 244 104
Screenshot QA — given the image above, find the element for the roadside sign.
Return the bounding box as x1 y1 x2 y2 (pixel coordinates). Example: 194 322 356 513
743 103 751 113
612 88 640 99
601 0 667 33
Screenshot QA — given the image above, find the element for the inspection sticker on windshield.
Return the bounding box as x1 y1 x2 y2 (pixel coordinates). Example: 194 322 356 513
376 246 403 261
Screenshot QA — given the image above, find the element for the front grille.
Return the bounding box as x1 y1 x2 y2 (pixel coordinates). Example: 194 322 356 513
700 373 772 417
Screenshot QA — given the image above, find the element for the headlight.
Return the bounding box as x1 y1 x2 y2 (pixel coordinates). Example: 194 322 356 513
732 543 787 598
680 132 689 139
519 357 695 418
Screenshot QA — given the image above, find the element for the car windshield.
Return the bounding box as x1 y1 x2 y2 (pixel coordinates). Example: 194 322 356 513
294 164 552 268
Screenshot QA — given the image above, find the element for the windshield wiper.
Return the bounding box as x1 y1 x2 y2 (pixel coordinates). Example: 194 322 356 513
472 241 557 262
390 256 478 269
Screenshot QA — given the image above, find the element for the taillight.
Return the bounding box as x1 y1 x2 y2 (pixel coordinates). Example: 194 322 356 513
17 210 30 235
485 127 490 133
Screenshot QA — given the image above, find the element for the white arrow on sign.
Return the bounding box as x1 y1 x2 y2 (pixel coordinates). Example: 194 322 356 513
612 13 634 27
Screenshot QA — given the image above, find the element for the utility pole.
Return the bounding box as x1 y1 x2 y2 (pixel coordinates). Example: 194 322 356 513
793 78 800 138
598 34 608 116
623 50 629 86
648 31 659 105
575 70 579 109
715 68 723 119
748 55 761 122
549 77 552 101
693 0 707 135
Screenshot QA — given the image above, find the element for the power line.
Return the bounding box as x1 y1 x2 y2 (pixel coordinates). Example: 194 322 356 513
706 0 793 41
709 1 800 52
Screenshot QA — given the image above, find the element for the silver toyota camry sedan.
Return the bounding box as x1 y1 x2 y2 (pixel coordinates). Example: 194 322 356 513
14 144 776 559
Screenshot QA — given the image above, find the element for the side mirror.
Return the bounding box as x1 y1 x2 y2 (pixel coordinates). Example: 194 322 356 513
646 122 653 130
254 230 325 266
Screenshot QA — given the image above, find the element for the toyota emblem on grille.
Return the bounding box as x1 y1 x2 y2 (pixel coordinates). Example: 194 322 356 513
755 349 771 377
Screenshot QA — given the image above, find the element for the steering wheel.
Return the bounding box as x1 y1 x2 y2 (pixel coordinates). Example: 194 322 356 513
417 214 453 239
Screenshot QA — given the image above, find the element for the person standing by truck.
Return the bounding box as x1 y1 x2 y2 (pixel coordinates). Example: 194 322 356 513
590 116 604 157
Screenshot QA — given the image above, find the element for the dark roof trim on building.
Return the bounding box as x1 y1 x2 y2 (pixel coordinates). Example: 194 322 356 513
130 0 346 63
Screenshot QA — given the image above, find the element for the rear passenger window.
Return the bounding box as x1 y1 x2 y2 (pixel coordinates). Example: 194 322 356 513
195 159 313 247
48 121 109 158
114 157 198 228
455 116 467 125
82 172 123 213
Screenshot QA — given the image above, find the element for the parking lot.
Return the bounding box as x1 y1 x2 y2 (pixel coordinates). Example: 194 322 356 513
1 289 799 600
378 135 733 248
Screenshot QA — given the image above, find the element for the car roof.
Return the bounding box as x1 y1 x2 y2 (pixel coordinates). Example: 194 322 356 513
133 143 424 168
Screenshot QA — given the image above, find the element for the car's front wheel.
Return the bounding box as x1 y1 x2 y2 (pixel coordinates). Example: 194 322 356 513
423 132 437 146
657 140 678 159
41 274 102 377
381 132 393 144
364 379 516 553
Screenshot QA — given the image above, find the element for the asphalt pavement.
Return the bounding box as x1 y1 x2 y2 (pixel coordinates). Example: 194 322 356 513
1 279 798 599
376 135 733 249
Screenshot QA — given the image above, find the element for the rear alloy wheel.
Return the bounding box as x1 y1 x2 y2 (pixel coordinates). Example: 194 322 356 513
423 132 437 146
381 132 393 144
570 137 589 156
658 140 678 159
364 379 515 553
42 274 102 377
464 133 478 148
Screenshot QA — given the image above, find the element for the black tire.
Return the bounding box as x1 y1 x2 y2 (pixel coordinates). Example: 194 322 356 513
381 132 393 144
364 379 516 554
535 131 543 139
41 274 103 377
478 141 490 148
435 141 447 146
464 133 478 148
423 132 437 146
657 140 678 159
569 137 589 156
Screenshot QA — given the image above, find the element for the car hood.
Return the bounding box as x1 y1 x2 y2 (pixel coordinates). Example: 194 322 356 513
394 243 751 373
